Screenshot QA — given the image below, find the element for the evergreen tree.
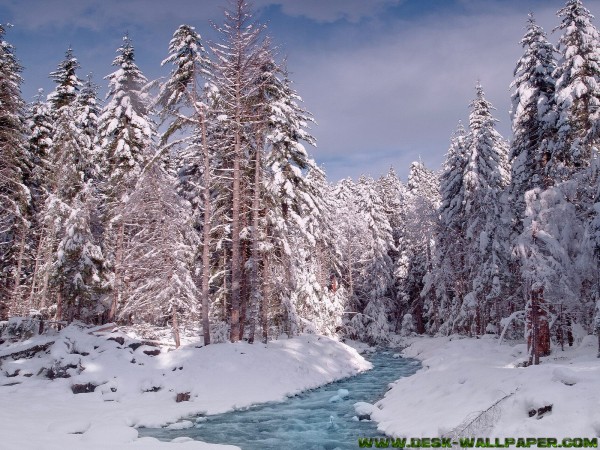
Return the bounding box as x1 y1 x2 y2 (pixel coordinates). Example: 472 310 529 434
398 161 439 334
98 35 155 322
121 163 199 347
344 176 395 344
99 35 154 203
157 24 213 344
210 0 271 342
422 123 469 334
551 0 600 180
48 47 81 112
460 83 510 335
0 24 29 319
510 14 557 216
53 184 107 323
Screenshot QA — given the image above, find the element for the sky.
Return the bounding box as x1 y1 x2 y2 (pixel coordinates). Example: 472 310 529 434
1 0 599 182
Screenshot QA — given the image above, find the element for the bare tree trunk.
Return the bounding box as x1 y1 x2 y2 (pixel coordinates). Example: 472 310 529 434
230 125 242 342
247 145 262 343
239 240 249 340
200 107 212 346
261 249 270 344
527 285 550 365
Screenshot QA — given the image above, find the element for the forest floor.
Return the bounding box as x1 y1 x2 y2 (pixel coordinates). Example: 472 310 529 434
370 334 600 441
0 322 370 449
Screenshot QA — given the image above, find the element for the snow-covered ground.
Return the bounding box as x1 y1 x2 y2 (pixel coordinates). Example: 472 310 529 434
369 334 600 439
0 323 371 449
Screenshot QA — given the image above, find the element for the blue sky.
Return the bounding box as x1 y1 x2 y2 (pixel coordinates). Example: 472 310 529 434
2 0 597 181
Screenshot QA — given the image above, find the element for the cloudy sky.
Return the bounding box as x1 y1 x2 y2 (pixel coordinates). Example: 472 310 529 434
2 0 598 181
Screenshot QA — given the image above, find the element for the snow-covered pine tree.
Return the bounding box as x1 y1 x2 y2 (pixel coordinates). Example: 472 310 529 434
27 90 53 215
422 123 469 335
397 161 439 335
504 15 559 340
551 0 600 180
25 91 54 312
75 74 102 177
98 34 156 322
344 176 395 344
376 167 407 331
210 0 270 342
120 163 199 348
333 178 370 334
510 14 557 221
157 23 213 344
259 64 333 341
0 24 30 319
43 50 107 322
460 83 510 335
53 183 107 323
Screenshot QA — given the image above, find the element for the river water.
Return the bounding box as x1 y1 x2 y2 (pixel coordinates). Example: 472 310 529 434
138 350 420 449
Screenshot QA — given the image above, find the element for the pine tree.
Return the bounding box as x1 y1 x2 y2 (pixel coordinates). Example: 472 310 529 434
98 35 155 322
259 64 327 341
210 0 270 342
398 161 439 334
510 14 557 217
157 24 213 344
422 123 469 334
53 184 107 323
460 83 510 335
0 24 30 319
551 0 600 180
376 167 406 330
121 163 199 347
344 176 395 344
48 47 81 112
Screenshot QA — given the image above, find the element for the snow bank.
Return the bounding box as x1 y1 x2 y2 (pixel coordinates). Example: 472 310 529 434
0 325 370 449
371 335 600 439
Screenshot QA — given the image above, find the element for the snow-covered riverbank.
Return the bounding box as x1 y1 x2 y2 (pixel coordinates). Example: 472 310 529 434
0 324 371 449
370 335 600 440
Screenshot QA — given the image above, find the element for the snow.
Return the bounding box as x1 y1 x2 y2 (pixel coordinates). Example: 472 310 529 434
0 324 370 449
370 335 600 439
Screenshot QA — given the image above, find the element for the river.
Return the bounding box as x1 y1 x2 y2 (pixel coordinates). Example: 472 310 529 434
138 350 420 449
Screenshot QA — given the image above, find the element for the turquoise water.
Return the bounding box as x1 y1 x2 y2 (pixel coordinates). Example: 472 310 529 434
138 350 420 449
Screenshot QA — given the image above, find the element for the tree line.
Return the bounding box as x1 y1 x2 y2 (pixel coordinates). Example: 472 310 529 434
1 0 599 356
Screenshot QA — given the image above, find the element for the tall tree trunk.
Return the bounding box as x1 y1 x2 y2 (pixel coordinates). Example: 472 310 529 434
261 248 270 344
230 125 242 342
247 146 262 343
200 107 211 346
239 239 249 340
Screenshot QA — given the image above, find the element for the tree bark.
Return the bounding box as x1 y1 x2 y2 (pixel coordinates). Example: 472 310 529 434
247 145 262 343
200 104 211 346
261 243 270 344
230 123 242 342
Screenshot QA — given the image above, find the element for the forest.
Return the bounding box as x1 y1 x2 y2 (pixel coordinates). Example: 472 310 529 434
0 0 599 362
